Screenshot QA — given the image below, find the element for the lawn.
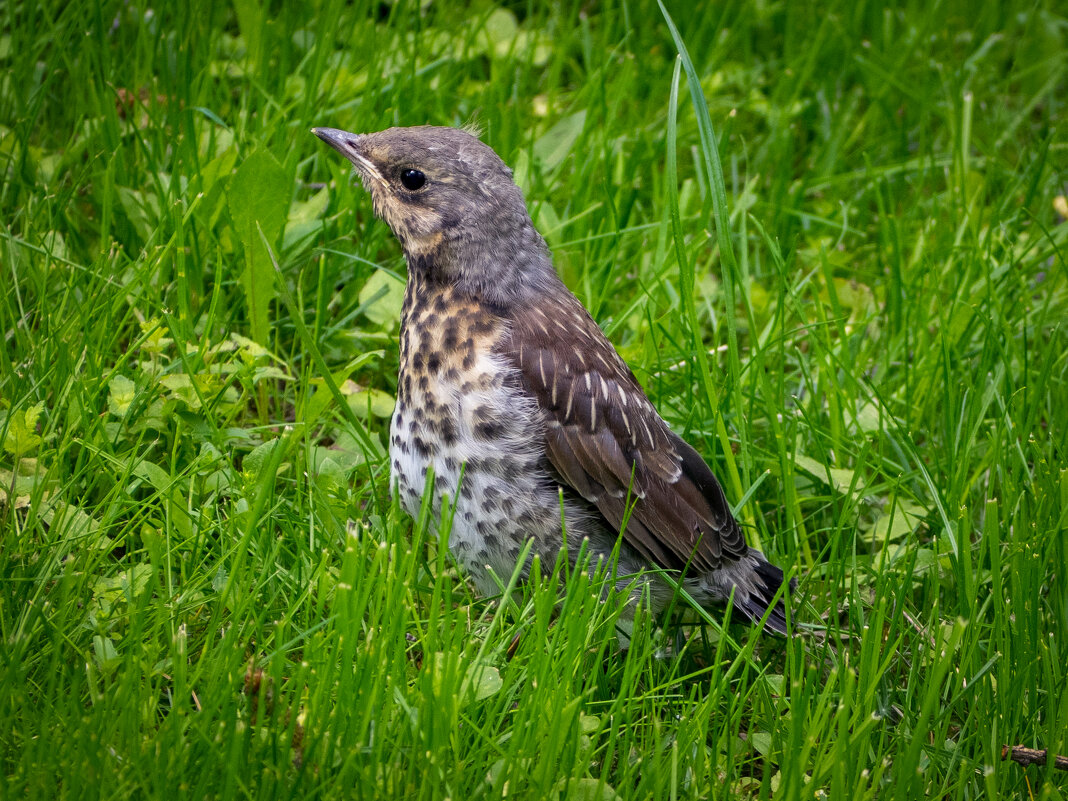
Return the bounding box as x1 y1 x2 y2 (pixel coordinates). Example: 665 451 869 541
2 0 1066 798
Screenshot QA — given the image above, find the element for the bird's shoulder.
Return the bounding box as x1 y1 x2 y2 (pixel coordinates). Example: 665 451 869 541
506 290 672 461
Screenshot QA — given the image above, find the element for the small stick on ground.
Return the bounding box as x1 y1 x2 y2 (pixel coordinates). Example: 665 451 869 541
1001 745 1068 771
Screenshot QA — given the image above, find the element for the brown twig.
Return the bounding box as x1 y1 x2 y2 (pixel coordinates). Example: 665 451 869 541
1001 745 1068 771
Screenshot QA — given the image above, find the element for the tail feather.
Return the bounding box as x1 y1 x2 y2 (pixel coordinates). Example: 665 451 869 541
734 555 793 635
650 548 794 635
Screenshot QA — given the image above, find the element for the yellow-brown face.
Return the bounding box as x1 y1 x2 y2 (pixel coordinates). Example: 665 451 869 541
312 125 523 257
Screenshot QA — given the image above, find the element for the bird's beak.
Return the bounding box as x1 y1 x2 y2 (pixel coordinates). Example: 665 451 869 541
311 127 382 183
312 127 360 156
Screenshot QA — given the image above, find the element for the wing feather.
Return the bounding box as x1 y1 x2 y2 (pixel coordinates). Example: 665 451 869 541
505 287 748 573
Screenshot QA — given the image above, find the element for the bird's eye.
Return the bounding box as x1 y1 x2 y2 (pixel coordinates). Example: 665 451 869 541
399 168 426 191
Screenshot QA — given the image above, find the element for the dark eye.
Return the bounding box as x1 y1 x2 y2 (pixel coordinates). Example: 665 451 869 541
399 168 426 190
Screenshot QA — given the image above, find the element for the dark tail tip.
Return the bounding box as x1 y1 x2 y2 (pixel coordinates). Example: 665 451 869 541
737 557 794 636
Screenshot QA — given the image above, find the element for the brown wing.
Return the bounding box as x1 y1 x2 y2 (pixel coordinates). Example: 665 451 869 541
504 285 748 573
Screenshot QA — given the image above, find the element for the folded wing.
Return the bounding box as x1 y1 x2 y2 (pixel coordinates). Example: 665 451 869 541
504 289 748 574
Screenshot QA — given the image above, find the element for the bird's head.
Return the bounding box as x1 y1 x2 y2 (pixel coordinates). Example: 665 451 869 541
313 125 553 302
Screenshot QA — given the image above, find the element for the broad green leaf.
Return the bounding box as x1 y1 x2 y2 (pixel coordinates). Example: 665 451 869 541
251 365 293 383
793 454 860 496
902 547 939 575
242 437 290 479
229 149 290 347
871 500 926 548
92 563 154 604
197 145 238 226
748 731 773 757
201 469 233 495
93 635 120 671
551 778 622 801
0 458 54 507
347 387 395 419
460 660 503 703
201 142 238 185
309 452 345 491
230 332 272 360
833 276 876 313
578 712 600 734
139 318 172 355
1 401 44 457
534 110 586 172
323 429 376 469
108 375 136 417
855 402 883 433
429 652 503 706
761 674 785 695
211 566 229 592
485 758 532 788
303 351 384 424
477 8 518 58
287 186 329 225
41 230 68 262
160 374 205 409
283 187 329 254
128 457 172 493
41 501 113 551
358 270 405 328
20 402 42 437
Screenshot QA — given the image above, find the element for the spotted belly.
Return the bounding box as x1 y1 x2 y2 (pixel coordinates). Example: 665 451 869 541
388 284 585 592
389 354 562 591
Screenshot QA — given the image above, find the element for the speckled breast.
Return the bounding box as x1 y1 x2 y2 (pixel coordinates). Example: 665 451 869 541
388 278 565 592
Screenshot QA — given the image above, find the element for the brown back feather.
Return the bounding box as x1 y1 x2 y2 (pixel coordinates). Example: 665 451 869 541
503 286 748 573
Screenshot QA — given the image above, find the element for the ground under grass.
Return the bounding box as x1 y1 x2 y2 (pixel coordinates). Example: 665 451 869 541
1 0 1066 798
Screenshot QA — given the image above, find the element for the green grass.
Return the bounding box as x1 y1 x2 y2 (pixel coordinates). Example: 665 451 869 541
2 0 1067 798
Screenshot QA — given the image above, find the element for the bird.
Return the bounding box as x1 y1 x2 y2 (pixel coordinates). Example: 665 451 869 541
313 124 791 634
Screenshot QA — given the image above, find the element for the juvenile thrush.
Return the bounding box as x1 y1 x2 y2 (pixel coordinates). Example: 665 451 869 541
314 125 791 633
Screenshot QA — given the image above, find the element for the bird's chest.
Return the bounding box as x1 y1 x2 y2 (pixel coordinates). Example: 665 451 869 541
388 283 545 535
